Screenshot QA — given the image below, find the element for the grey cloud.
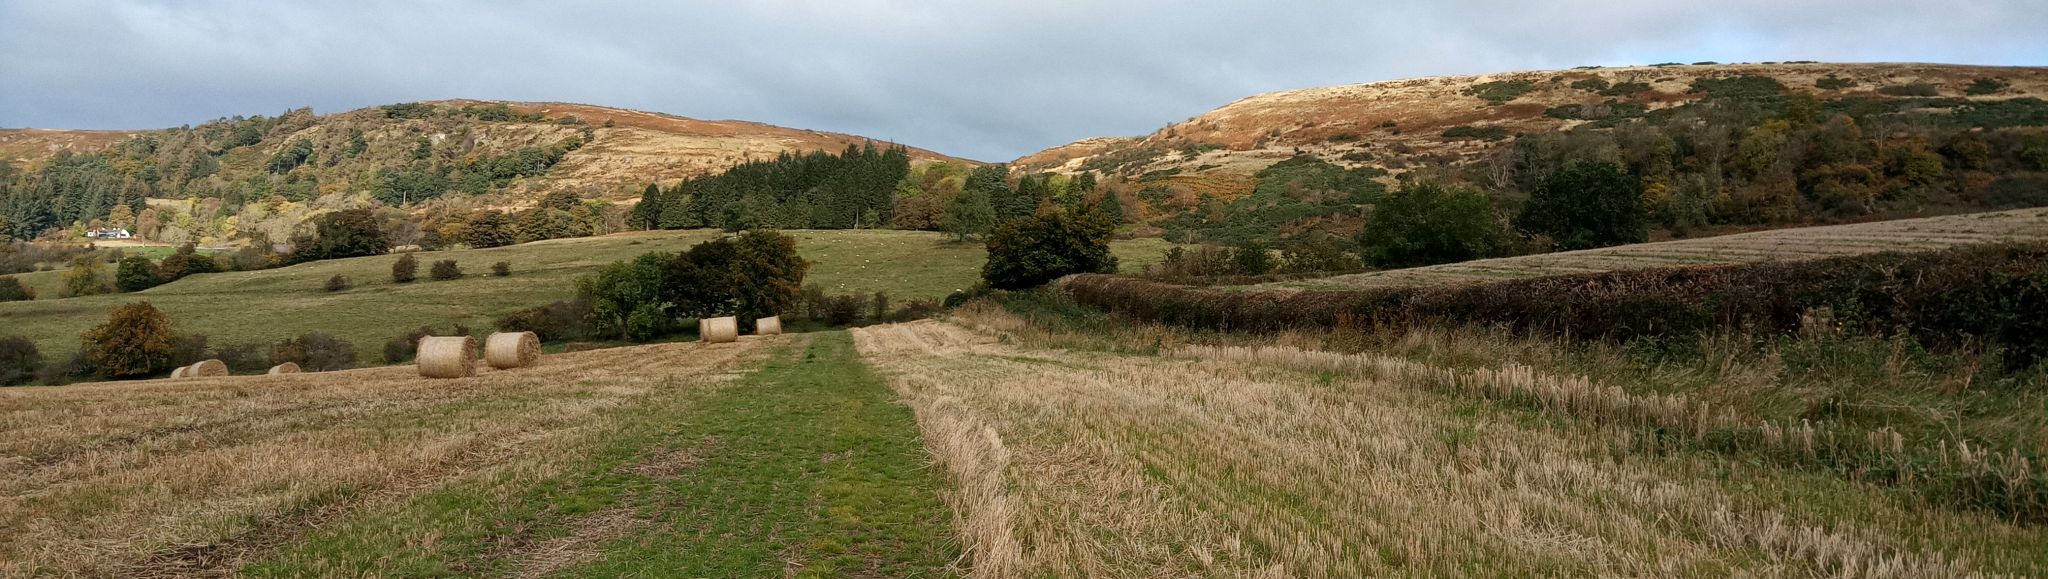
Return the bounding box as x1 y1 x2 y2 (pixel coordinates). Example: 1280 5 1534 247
2 0 2044 161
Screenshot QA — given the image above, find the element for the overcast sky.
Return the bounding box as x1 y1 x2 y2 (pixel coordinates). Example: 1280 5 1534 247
2 1 2045 161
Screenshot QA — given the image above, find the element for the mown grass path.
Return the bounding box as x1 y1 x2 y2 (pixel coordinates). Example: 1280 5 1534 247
243 332 959 577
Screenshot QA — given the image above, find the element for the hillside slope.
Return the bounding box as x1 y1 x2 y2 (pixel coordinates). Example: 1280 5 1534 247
1021 62 2048 243
2 100 969 204
1020 62 2047 179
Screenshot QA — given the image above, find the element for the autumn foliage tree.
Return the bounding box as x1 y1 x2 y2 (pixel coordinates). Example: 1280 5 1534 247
81 301 179 378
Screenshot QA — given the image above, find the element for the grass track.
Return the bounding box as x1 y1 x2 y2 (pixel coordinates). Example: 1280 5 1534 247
243 331 960 577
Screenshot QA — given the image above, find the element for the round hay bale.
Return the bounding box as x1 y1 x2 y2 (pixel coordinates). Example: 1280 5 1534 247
755 315 782 336
700 317 739 343
188 359 229 377
170 365 190 379
267 362 302 375
416 336 477 379
484 331 541 369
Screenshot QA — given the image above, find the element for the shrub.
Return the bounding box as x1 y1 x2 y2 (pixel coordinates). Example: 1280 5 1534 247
0 275 33 302
36 353 89 386
383 326 438 364
59 261 113 298
430 260 463 280
729 230 809 328
1966 77 2010 96
170 333 212 367
230 244 282 271
290 209 390 263
1231 241 1274 275
496 299 594 342
1461 79 1534 104
897 298 943 321
491 261 512 277
272 332 356 371
1440 126 1510 141
982 209 1119 290
1689 75 1786 100
1878 83 1941 97
1060 242 2048 368
80 302 179 378
212 341 272 374
325 275 352 292
1815 75 1858 90
115 256 162 292
823 294 865 326
158 243 222 282
577 252 670 340
1517 161 1647 250
1359 182 1501 268
1280 234 1363 274
870 292 892 323
465 210 517 248
392 253 418 283
0 336 42 386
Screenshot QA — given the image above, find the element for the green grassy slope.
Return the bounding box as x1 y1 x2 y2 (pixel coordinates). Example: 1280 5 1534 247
0 229 1171 363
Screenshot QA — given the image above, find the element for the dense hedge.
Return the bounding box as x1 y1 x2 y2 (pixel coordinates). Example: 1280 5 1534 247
1060 243 2048 366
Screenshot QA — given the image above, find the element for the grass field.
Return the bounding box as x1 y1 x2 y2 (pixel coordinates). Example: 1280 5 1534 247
1262 207 2048 291
0 229 1172 364
0 331 960 577
851 304 2048 576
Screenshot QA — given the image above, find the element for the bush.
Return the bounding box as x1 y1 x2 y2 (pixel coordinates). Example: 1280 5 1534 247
115 256 162 292
170 333 212 367
272 332 356 371
896 298 943 321
0 336 42 386
158 243 222 282
1359 182 1501 268
1517 161 1646 250
325 275 352 292
211 341 271 374
491 261 512 277
1461 79 1534 104
80 302 179 378
383 326 438 364
870 292 891 323
37 353 90 386
1966 77 2010 96
575 231 809 341
0 275 33 302
392 253 418 283
1815 75 1858 90
290 209 390 262
1440 126 1510 141
1231 241 1274 275
1878 83 1941 97
1060 242 2048 368
496 299 594 342
465 210 517 248
578 253 670 340
982 209 1119 290
823 294 865 326
430 260 463 280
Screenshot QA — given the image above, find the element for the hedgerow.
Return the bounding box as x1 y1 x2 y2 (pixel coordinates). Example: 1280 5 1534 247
1059 242 2048 367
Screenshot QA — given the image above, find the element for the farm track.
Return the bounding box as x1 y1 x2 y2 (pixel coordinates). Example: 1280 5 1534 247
854 318 2048 576
1264 207 2048 291
0 337 772 577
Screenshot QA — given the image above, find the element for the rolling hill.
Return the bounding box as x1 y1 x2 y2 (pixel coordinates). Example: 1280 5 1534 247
2 100 971 206
1019 62 2048 243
